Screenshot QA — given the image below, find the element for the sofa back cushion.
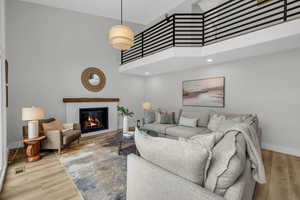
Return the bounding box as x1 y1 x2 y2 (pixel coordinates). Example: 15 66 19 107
210 112 253 122
179 110 211 127
135 131 210 185
42 120 64 132
207 112 256 132
204 132 247 196
207 114 226 131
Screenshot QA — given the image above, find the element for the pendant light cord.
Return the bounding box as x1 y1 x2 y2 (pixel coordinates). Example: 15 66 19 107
121 0 123 25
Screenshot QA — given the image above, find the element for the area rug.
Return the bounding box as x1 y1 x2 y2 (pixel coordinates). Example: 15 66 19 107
59 146 127 200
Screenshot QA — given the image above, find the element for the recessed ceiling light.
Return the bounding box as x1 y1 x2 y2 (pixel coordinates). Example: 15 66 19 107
207 58 213 63
145 72 150 76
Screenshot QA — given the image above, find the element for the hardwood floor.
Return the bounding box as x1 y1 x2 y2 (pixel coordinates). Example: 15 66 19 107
254 150 300 200
0 153 81 200
1 132 299 200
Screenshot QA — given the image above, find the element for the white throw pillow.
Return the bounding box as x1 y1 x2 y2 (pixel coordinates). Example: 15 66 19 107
179 116 198 127
207 114 226 131
188 134 216 150
205 133 247 195
135 130 210 185
179 134 216 180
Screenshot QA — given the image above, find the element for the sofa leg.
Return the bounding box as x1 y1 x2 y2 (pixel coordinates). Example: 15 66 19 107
78 138 80 144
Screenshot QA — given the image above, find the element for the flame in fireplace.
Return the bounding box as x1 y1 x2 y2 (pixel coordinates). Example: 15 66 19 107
84 116 101 129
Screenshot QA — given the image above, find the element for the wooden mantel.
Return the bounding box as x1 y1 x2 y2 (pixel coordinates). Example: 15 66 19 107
63 98 119 103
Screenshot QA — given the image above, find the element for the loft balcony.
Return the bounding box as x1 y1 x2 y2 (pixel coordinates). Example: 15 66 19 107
119 0 300 76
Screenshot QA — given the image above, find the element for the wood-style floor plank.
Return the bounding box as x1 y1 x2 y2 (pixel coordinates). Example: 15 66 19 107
254 150 273 200
268 152 291 200
1 131 299 200
287 155 300 200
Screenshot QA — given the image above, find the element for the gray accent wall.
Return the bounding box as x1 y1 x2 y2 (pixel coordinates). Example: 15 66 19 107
6 0 145 146
144 49 300 156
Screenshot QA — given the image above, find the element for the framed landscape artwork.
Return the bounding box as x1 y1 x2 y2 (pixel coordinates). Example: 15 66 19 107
183 77 225 107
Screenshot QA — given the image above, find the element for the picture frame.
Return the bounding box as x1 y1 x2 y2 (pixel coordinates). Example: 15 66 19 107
182 77 225 107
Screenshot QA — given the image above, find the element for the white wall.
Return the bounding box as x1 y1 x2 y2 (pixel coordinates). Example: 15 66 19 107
0 0 7 191
145 49 300 156
6 0 145 146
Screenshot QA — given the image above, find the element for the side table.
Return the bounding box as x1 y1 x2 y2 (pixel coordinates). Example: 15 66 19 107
23 136 46 162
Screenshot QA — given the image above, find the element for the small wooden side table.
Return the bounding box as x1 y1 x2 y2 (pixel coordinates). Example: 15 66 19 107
23 136 46 162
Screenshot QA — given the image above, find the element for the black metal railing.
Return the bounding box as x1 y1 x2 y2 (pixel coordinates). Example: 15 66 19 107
121 0 300 64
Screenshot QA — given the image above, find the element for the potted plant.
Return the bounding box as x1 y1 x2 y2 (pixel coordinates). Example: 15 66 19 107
117 105 134 133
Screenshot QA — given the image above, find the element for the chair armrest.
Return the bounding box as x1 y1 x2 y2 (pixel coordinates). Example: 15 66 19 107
63 123 74 130
62 123 81 131
73 123 81 131
127 154 225 200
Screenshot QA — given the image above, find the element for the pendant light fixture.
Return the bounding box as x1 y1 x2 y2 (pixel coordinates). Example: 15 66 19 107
109 0 134 50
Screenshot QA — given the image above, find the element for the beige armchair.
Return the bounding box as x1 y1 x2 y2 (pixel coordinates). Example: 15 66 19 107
42 123 81 154
23 118 81 154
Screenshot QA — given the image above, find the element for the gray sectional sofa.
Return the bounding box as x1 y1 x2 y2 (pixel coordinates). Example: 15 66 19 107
141 109 260 140
127 109 262 200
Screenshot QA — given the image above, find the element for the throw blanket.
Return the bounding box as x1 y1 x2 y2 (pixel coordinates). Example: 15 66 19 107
224 123 266 184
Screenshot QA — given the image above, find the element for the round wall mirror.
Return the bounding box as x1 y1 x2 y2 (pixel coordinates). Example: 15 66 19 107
81 67 106 92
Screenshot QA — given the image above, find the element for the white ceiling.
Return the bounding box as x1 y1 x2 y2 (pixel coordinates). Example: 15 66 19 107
19 0 187 25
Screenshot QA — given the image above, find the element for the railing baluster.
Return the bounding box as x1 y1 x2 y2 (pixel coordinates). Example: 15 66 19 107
173 15 176 46
284 0 287 21
121 51 123 65
202 14 205 46
141 32 144 57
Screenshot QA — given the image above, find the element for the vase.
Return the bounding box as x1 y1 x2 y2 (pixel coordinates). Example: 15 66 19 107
123 116 129 133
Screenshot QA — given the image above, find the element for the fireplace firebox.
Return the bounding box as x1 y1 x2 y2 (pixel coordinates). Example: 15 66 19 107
79 107 108 134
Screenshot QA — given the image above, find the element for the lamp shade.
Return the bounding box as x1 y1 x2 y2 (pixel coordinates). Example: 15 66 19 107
109 25 134 50
142 102 152 110
22 107 45 121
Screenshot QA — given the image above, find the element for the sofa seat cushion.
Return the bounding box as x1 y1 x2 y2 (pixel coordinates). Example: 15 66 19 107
135 131 210 185
142 123 176 134
62 130 81 145
166 126 211 138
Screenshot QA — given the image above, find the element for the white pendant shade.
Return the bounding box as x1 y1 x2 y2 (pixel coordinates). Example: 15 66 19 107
109 25 134 50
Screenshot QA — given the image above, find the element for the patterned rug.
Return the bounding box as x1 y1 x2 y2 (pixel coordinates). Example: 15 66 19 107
59 146 127 200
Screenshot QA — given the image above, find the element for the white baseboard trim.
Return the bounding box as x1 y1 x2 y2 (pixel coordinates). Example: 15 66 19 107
262 143 300 157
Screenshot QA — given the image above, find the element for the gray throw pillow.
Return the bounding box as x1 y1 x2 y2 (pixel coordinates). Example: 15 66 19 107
160 112 175 124
144 110 155 124
135 130 210 185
